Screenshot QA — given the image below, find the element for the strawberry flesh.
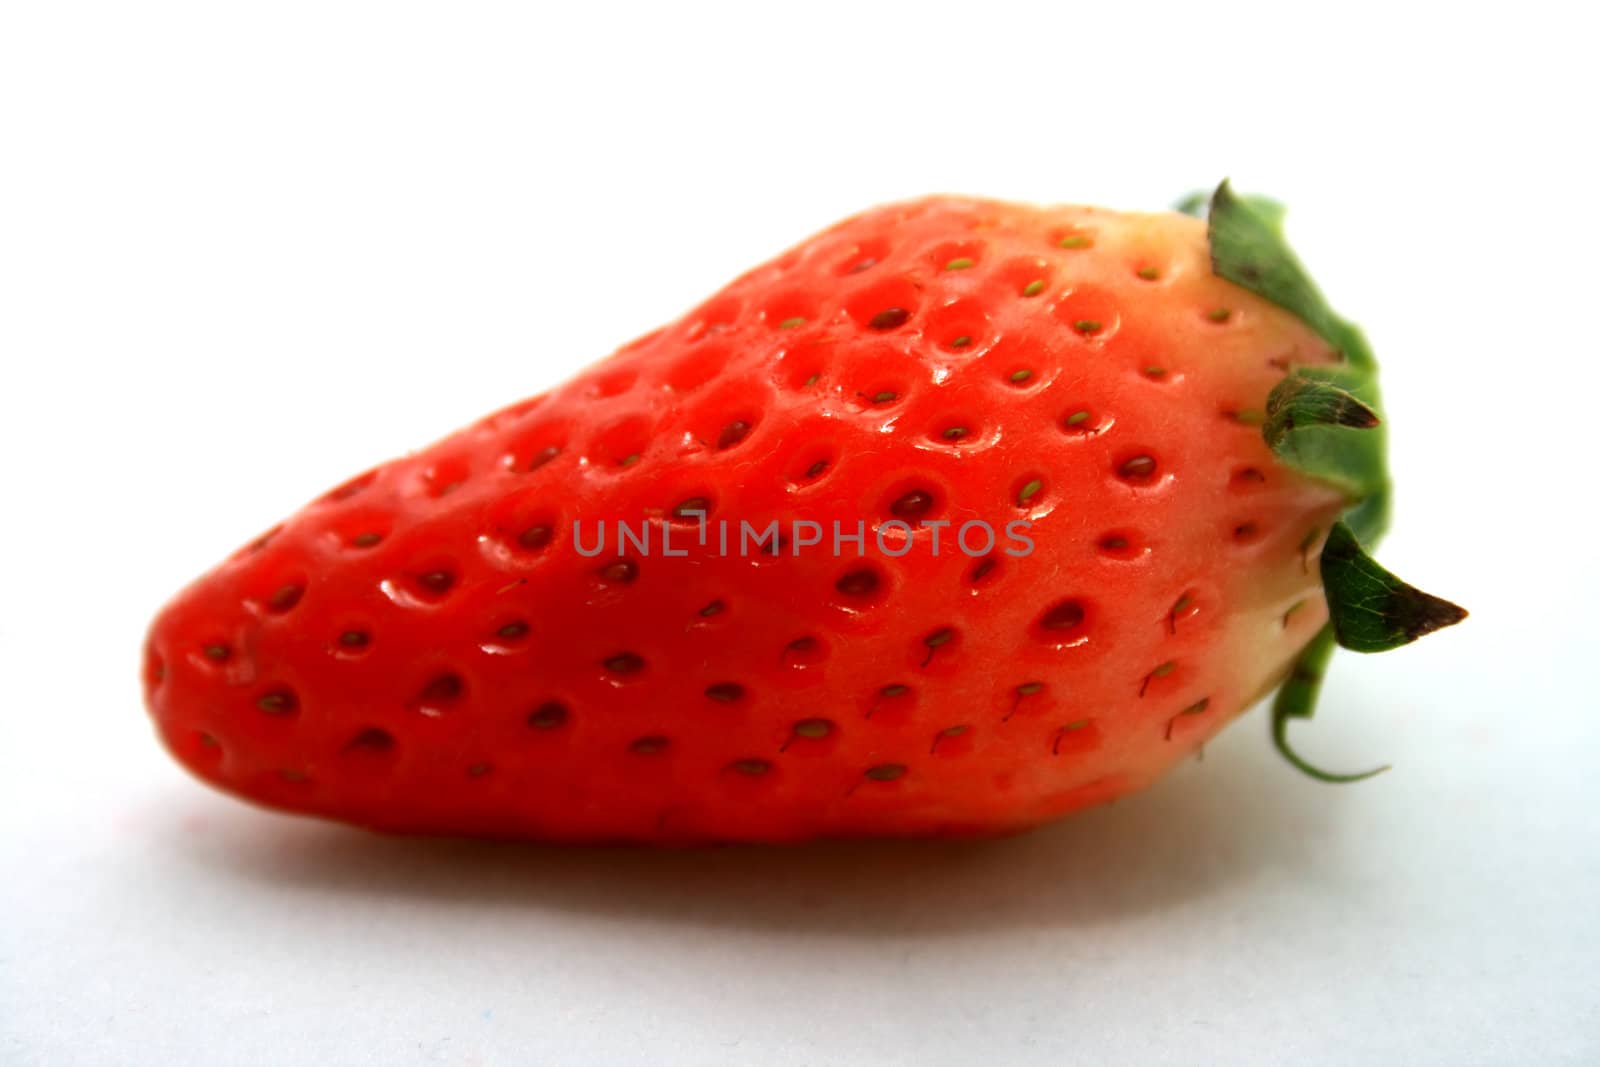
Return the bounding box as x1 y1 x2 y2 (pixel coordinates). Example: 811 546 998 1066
144 197 1349 842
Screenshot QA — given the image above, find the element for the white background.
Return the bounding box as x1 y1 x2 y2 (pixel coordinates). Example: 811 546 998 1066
3 2 1597 1064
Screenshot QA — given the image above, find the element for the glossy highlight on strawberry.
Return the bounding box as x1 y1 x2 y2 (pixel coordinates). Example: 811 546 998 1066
141 184 1463 843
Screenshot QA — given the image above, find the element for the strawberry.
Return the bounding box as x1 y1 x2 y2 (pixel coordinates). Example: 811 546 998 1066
141 182 1463 843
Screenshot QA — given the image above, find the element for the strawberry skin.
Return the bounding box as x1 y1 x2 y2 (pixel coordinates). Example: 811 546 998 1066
142 188 1458 842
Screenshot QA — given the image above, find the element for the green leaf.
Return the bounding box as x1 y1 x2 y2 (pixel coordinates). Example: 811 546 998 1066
1206 181 1395 544
1265 372 1379 437
1263 369 1387 501
1320 522 1468 652
1176 186 1284 231
1271 526 1466 782
1271 626 1390 783
1207 180 1375 371
1200 180 1466 783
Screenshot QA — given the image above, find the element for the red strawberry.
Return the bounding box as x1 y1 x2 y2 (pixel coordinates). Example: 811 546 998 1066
141 183 1463 843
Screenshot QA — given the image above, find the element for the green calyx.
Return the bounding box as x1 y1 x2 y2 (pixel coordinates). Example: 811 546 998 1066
1195 180 1467 781
1317 523 1469 653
